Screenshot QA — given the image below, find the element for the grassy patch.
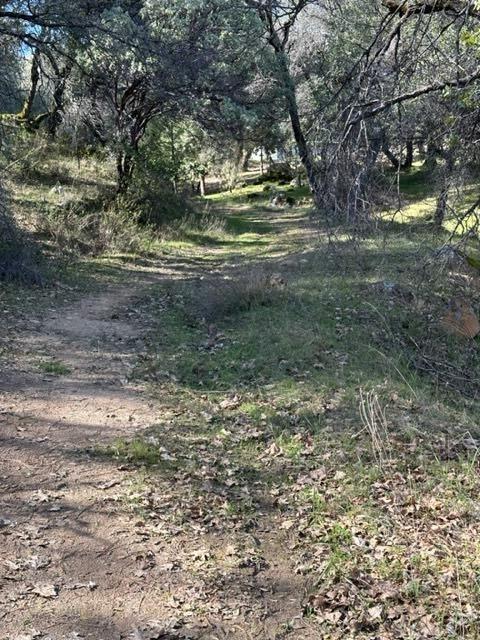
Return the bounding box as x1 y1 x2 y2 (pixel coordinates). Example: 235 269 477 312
38 359 71 376
4 158 480 637
121 178 480 636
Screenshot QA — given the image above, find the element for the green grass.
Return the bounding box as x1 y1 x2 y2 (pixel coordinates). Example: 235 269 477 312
4 153 480 637
38 359 71 375
122 175 480 637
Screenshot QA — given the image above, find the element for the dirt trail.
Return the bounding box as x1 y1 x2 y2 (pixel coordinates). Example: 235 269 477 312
0 210 316 640
0 269 183 639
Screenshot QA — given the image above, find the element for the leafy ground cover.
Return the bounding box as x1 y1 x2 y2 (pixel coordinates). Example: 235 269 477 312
106 185 480 638
2 171 480 639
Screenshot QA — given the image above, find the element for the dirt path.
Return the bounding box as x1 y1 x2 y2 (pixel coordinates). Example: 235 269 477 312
0 210 318 640
0 269 183 639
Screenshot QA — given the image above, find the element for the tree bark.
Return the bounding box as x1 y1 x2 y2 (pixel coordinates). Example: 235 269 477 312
116 151 135 193
199 174 206 197
275 50 318 197
403 139 414 169
382 0 480 19
434 151 455 227
18 48 41 123
382 138 414 169
249 2 319 199
47 61 72 138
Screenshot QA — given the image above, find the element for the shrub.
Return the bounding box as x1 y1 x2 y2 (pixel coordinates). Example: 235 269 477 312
191 268 287 321
35 199 156 256
0 189 43 286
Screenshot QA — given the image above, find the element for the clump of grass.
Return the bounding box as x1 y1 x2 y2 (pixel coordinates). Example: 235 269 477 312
161 207 227 241
38 359 71 375
99 437 169 468
192 268 287 321
35 199 157 256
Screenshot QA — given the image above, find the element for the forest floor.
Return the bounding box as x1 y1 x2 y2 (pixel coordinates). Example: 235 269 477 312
2 179 480 640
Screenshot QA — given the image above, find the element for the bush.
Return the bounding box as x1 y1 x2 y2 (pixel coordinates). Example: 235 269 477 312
191 268 287 321
132 189 193 227
0 189 43 285
265 162 294 182
35 199 156 256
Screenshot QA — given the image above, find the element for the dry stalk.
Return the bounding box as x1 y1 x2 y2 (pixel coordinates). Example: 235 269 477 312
359 389 392 469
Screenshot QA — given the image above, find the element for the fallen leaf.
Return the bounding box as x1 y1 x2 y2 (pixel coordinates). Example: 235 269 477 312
32 583 59 599
368 604 383 621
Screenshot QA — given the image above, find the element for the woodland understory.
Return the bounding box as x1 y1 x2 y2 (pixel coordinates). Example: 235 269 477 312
2 2 480 640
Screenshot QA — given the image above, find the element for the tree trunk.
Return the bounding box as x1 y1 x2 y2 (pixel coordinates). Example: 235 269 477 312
382 142 400 169
424 144 438 172
403 139 414 169
235 140 245 173
116 151 135 193
199 174 206 197
18 48 41 123
47 62 72 138
275 51 318 198
242 147 254 171
434 151 455 227
382 138 414 170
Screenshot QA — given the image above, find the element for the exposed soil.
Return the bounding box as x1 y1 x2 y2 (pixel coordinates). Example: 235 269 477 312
0 215 317 640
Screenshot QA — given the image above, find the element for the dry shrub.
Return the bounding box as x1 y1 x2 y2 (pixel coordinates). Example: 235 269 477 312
359 390 392 469
35 200 155 256
175 209 227 235
192 268 287 321
0 186 43 286
408 326 480 400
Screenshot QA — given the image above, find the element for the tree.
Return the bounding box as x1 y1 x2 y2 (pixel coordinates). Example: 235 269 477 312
244 1 319 196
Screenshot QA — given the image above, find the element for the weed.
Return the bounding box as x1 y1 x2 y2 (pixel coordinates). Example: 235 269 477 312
404 579 424 601
359 390 392 469
302 487 327 522
325 523 353 548
191 267 287 322
38 360 71 375
276 432 304 460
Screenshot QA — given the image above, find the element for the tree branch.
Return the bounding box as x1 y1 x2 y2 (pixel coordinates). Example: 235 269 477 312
348 66 480 126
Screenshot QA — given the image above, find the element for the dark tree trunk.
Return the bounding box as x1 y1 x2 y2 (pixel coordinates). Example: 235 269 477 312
424 144 438 172
47 62 72 138
116 151 135 193
434 151 455 227
275 51 318 198
242 147 254 171
251 0 320 199
403 139 414 169
19 48 41 123
382 138 414 170
382 142 400 169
